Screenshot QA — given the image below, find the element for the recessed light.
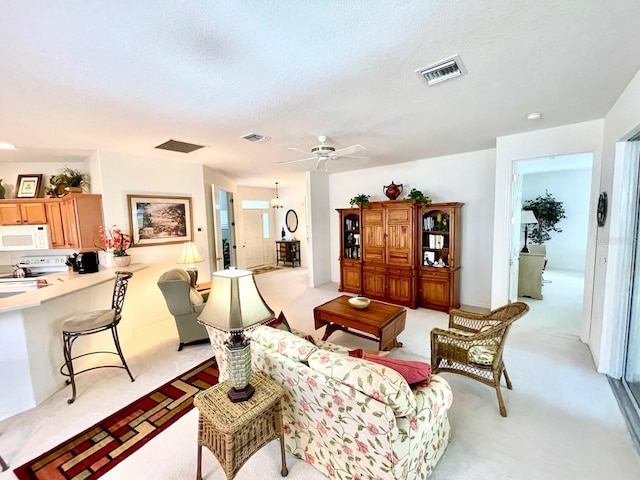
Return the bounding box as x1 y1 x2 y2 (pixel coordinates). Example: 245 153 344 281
0 142 16 150
526 112 542 120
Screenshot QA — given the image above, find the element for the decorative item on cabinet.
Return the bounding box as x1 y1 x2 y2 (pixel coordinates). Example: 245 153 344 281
406 188 432 205
46 167 89 197
0 179 5 199
348 193 370 208
383 181 403 200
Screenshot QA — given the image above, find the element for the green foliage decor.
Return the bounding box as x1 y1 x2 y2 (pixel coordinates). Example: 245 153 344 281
406 188 432 205
47 166 89 197
349 193 370 207
523 190 566 244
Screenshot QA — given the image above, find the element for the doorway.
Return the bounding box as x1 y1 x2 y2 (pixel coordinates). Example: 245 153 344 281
511 153 593 337
242 208 274 269
213 188 236 271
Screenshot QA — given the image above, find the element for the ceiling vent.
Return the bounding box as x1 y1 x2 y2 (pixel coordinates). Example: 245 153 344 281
415 55 467 86
240 133 269 143
155 139 206 153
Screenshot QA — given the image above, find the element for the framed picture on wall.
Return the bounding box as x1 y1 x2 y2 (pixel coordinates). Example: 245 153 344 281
127 194 193 247
16 174 43 198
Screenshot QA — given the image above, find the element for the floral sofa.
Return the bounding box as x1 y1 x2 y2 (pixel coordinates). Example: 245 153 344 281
206 325 453 480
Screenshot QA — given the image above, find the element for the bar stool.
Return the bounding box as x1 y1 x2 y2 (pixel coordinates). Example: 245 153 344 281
59 271 135 404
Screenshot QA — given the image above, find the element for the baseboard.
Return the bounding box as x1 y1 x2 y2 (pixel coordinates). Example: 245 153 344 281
607 376 640 454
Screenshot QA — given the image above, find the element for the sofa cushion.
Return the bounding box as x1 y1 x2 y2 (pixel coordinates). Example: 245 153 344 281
307 349 416 417
250 325 317 362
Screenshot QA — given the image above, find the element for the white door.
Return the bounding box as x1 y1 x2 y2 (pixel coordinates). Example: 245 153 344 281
509 171 524 301
243 210 264 269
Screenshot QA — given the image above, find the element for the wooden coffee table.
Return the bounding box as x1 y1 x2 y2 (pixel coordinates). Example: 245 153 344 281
314 295 406 351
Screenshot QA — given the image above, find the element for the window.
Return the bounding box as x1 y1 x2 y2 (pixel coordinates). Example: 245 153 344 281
242 200 269 209
262 213 270 239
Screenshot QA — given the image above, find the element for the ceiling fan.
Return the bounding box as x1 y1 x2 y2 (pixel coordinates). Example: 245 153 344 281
276 136 368 171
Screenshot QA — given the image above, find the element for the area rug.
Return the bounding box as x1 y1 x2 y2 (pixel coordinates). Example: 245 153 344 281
250 265 283 275
14 358 219 480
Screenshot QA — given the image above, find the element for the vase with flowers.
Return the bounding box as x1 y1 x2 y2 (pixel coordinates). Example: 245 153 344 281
99 225 132 267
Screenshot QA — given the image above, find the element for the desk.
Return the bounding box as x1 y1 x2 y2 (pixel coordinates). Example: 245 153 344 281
196 282 211 292
194 373 287 480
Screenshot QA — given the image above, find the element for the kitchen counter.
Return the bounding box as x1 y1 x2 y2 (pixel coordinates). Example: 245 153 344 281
0 264 147 314
0 264 148 421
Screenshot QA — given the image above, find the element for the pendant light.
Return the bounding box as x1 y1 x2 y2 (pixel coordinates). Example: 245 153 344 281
271 181 283 209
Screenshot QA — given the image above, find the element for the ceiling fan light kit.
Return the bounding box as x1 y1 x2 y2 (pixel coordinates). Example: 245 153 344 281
276 135 369 171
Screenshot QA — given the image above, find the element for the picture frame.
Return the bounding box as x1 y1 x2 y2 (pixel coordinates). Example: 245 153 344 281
127 194 193 247
16 174 43 198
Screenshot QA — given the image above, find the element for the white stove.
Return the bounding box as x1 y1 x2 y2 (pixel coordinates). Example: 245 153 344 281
0 255 70 295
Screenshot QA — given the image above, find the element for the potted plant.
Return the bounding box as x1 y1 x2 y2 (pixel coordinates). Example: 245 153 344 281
523 190 566 244
406 188 432 205
46 166 89 197
349 193 371 208
99 225 132 267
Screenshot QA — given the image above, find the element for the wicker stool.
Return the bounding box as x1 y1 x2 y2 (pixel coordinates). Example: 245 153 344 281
194 372 287 480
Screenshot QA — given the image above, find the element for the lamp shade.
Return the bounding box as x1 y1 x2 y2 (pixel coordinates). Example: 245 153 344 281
198 268 274 332
177 242 204 266
521 210 537 224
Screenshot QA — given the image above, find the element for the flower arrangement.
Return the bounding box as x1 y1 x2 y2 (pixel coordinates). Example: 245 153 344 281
99 225 131 257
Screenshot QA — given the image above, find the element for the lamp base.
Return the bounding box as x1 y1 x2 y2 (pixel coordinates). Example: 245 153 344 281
186 267 198 286
227 383 255 403
521 245 529 253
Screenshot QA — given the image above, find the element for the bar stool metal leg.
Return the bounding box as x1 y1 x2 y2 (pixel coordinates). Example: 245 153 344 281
0 454 9 471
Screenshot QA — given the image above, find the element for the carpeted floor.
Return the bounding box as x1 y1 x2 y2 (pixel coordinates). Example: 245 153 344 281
13 359 218 480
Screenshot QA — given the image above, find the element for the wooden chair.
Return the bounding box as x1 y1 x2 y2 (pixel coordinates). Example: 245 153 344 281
430 302 529 417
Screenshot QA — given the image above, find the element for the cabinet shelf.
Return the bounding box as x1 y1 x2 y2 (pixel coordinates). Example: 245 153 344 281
423 230 450 235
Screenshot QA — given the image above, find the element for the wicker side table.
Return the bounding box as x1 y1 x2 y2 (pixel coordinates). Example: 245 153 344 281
194 372 288 480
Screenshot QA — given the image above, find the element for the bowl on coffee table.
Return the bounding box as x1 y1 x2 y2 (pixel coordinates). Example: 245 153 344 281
348 296 371 310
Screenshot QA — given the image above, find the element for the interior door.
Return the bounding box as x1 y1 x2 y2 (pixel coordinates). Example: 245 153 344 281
509 171 524 301
243 209 264 269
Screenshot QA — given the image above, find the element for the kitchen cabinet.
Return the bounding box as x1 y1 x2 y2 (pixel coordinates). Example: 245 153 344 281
418 202 463 312
337 208 362 294
0 201 47 225
60 194 105 252
45 202 66 247
361 200 418 308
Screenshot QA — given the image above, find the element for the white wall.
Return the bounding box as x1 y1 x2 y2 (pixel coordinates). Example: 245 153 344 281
492 120 604 347
596 66 640 375
522 168 591 271
329 149 496 308
307 172 331 287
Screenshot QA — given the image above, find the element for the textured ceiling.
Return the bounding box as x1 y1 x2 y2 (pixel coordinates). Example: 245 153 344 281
1 1 639 187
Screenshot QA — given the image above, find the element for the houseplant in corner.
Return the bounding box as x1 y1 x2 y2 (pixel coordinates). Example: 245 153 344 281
523 190 566 244
99 225 132 267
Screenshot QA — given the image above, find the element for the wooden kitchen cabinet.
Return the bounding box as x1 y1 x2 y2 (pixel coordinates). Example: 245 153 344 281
337 208 362 294
60 194 105 252
45 202 66 247
0 201 47 225
418 202 463 312
361 200 418 308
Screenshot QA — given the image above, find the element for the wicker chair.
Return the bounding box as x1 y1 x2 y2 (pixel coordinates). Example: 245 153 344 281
430 302 529 417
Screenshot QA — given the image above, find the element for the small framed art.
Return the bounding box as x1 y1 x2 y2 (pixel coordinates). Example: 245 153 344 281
16 174 43 198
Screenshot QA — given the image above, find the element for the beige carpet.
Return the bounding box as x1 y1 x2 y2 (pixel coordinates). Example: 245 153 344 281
1 267 639 479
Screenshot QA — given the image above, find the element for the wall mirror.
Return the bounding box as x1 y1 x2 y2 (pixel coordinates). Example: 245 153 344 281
285 209 298 233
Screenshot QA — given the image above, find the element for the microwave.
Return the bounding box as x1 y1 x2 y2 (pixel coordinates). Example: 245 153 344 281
0 225 52 251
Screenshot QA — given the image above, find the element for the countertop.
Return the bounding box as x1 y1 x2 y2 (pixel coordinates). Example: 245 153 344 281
0 264 148 314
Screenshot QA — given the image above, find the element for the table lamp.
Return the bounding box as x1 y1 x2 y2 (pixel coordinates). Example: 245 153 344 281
198 268 274 402
178 242 204 285
520 210 538 253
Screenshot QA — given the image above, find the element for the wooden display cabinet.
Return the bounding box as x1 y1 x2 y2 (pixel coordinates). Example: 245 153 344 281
418 202 463 312
361 200 418 308
337 208 362 294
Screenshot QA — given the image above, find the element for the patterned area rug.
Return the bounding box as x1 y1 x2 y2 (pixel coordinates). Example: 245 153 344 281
250 265 284 275
14 358 218 480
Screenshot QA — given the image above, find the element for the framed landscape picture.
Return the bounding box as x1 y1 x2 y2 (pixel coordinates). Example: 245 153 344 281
127 194 193 247
16 174 43 198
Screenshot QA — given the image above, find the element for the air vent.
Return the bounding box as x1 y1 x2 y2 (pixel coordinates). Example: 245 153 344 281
415 55 467 86
155 139 206 153
240 132 269 143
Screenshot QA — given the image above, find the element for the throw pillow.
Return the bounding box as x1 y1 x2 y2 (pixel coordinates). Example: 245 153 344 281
363 355 431 385
265 311 291 332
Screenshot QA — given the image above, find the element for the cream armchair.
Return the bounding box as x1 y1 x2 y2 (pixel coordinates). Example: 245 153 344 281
157 269 210 351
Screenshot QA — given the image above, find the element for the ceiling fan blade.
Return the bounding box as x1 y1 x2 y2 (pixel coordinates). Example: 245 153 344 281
333 144 366 156
287 147 312 155
275 156 315 165
339 155 369 160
